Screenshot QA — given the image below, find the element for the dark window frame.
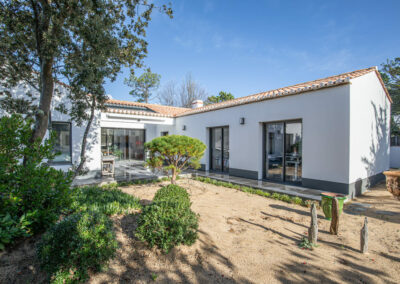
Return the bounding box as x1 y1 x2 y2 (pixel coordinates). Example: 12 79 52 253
101 127 146 161
209 125 229 173
262 119 303 184
49 121 72 165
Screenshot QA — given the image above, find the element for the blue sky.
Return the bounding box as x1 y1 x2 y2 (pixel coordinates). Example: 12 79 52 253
104 0 400 103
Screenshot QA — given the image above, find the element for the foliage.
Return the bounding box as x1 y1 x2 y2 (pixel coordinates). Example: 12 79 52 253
125 69 161 103
380 58 400 135
0 115 72 249
193 176 319 208
298 236 318 250
0 0 172 145
145 135 206 184
153 184 191 207
205 91 235 105
70 184 141 216
0 213 30 250
135 184 198 253
37 211 118 283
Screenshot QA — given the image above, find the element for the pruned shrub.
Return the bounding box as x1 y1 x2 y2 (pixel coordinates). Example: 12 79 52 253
37 211 118 283
70 185 141 215
135 184 198 253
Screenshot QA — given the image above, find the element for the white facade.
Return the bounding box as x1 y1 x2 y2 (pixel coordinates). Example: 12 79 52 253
0 68 391 196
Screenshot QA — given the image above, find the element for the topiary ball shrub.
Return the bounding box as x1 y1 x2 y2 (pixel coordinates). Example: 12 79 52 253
37 211 118 283
135 184 198 253
153 184 191 206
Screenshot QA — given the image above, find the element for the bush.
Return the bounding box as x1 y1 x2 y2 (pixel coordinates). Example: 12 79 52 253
0 115 72 249
145 135 206 184
135 185 198 253
70 185 141 215
0 213 30 250
37 211 118 283
153 184 190 204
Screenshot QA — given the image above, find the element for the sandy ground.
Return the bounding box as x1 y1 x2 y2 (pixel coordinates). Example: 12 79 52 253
1 179 399 283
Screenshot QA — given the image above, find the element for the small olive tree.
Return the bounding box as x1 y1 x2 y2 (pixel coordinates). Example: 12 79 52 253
145 135 206 184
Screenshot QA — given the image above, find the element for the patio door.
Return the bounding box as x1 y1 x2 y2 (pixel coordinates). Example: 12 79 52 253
264 121 302 183
101 128 145 161
210 126 229 172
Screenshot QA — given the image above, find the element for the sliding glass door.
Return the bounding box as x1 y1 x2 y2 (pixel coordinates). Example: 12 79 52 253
101 128 145 161
264 121 302 183
210 126 229 172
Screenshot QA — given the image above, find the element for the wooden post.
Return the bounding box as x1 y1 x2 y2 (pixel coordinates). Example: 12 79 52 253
361 217 368 253
330 197 339 235
308 203 318 244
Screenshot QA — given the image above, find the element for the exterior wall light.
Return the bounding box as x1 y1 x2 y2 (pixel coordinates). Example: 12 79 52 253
182 125 186 131
240 117 245 125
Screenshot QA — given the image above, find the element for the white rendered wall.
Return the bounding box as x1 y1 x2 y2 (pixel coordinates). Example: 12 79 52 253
348 71 391 183
174 84 351 184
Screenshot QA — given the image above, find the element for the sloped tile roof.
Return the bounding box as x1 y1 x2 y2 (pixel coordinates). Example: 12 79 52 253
104 67 390 118
105 99 189 117
177 67 391 117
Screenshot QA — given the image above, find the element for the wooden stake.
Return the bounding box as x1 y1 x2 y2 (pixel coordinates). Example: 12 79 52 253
361 217 368 253
308 203 318 244
330 197 339 235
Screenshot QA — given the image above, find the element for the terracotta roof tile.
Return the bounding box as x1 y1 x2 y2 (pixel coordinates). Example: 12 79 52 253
105 99 189 117
104 67 391 118
177 67 391 117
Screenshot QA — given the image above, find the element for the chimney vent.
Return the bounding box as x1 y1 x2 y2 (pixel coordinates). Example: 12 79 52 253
191 100 203 109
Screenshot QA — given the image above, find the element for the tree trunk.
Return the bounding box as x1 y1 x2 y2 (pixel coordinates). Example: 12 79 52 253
171 167 176 184
330 197 340 235
31 58 54 144
308 203 318 244
74 97 96 178
361 217 368 253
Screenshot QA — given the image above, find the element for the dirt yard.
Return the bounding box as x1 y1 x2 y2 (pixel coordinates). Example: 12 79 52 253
1 179 400 284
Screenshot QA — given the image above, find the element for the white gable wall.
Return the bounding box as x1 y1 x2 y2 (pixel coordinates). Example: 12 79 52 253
348 71 390 195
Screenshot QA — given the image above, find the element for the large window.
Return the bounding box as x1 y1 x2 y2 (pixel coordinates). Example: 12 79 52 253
51 122 72 164
210 126 229 172
101 128 145 161
264 120 302 183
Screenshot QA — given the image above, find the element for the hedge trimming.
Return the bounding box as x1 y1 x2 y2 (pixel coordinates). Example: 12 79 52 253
193 176 319 208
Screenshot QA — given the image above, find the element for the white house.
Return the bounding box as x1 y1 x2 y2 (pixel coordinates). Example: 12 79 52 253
0 67 392 197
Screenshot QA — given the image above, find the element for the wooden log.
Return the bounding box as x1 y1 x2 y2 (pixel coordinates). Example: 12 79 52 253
308 203 318 244
330 197 339 235
361 217 368 253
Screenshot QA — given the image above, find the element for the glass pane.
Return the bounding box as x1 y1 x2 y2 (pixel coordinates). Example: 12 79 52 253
223 127 229 171
285 122 302 182
266 123 284 181
101 128 145 161
211 128 222 171
52 122 71 163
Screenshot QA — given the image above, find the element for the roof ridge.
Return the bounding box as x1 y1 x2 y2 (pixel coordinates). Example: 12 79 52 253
177 67 386 117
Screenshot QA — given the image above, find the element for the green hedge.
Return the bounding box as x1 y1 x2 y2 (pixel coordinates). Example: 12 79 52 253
135 184 198 253
70 184 141 215
37 211 118 283
193 176 318 208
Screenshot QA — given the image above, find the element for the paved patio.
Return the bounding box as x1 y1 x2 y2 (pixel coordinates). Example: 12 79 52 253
73 161 328 201
191 171 326 201
72 160 159 187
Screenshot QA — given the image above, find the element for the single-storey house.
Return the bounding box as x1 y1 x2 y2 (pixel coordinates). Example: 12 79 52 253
0 67 392 197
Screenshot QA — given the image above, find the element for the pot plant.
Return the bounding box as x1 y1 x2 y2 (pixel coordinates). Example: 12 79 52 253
383 171 400 200
320 192 347 220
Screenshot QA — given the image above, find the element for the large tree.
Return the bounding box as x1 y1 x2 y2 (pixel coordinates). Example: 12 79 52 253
381 58 400 135
205 91 234 105
0 0 172 146
125 69 161 103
